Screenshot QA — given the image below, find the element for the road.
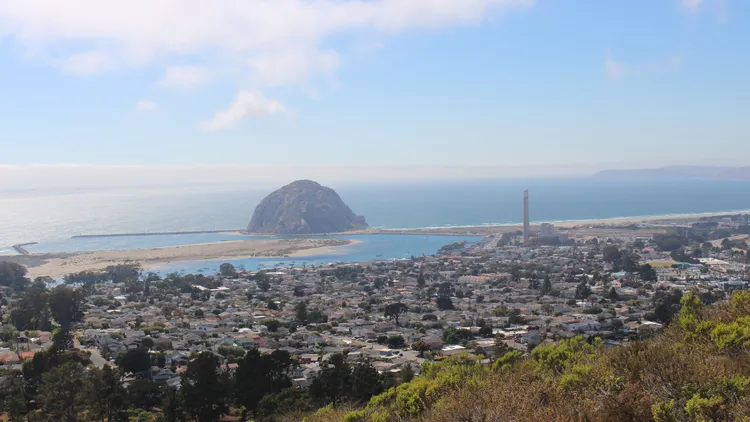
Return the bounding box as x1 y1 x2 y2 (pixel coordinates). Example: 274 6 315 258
74 337 110 369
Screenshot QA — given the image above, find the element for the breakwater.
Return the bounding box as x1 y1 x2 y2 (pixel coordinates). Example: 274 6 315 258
72 230 244 239
12 242 37 255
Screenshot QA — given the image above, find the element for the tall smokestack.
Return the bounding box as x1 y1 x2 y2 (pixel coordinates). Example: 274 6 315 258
523 190 530 244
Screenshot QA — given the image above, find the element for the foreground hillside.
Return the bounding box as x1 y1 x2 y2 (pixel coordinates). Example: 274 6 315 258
298 291 750 422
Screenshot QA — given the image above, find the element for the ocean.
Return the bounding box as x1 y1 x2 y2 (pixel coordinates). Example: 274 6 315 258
3 177 750 270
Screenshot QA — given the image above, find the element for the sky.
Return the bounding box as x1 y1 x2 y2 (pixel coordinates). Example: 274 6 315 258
0 0 748 187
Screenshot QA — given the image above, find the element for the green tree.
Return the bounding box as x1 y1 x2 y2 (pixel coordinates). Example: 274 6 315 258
438 282 452 296
10 281 50 331
639 264 658 282
508 308 523 324
123 278 145 295
443 327 474 345
608 286 620 302
411 340 430 357
478 325 494 337
417 273 426 289
84 366 127 422
540 275 552 295
48 285 84 329
255 272 271 291
38 362 86 421
0 373 27 421
384 302 409 327
350 360 382 403
104 261 142 284
181 352 230 422
162 385 185 422
622 253 641 273
127 379 163 411
264 319 281 332
436 295 454 310
234 349 295 419
602 245 622 264
219 263 238 278
295 301 309 324
310 353 351 407
51 328 74 352
118 349 151 375
0 262 30 291
256 389 313 420
387 335 406 349
575 280 592 300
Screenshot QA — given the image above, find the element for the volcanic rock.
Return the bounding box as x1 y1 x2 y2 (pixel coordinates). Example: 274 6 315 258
247 180 368 234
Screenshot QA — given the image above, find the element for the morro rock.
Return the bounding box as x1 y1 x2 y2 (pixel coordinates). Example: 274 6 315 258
247 180 368 234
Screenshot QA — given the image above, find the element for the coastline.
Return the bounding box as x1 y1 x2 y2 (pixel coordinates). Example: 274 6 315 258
0 238 361 278
345 209 750 235
17 209 749 246
2 209 748 278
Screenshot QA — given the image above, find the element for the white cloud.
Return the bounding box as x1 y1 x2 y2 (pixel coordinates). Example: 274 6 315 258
249 49 341 87
157 65 212 89
0 0 531 124
0 0 530 85
135 100 157 113
199 91 286 131
681 0 704 12
57 51 112 75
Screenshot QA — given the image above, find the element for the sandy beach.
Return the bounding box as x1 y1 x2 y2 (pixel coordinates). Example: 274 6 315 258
340 211 748 237
1 238 359 278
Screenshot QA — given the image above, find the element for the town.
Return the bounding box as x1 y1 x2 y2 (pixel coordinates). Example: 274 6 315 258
2 213 750 420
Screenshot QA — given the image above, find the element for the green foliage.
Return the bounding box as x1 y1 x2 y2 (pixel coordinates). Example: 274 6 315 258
181 352 231 422
257 388 314 419
709 316 750 353
354 354 486 420
118 348 151 374
558 363 592 393
575 280 591 300
219 262 238 278
10 282 50 331
442 327 474 345
310 353 352 407
384 302 408 327
38 362 86 421
531 336 599 374
491 350 523 372
679 291 703 338
234 349 295 416
684 394 724 422
47 284 84 329
387 335 406 349
436 295 454 310
218 345 246 359
651 399 678 422
0 262 30 291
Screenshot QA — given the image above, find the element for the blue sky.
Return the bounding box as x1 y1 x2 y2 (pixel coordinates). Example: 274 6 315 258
0 0 748 185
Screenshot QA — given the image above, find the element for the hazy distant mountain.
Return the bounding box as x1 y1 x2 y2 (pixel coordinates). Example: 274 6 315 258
595 166 750 180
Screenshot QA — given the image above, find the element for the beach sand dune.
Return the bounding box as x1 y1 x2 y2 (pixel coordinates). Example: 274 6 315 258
1 238 357 278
